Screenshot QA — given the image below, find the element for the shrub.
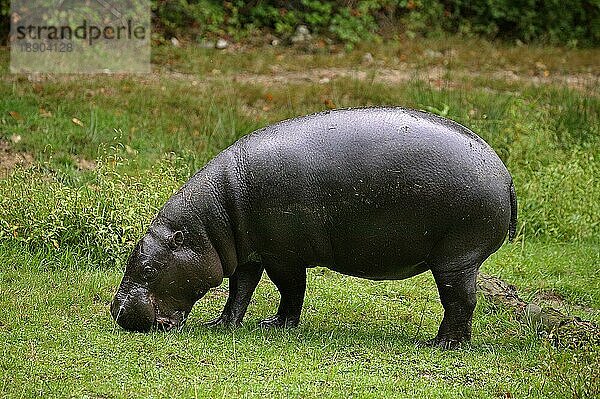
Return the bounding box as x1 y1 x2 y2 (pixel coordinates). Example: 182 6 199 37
151 0 600 46
444 0 600 46
0 150 185 267
2 0 598 46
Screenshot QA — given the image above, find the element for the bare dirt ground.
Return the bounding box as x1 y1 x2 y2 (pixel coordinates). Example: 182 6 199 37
0 140 33 177
227 66 599 92
9 61 598 93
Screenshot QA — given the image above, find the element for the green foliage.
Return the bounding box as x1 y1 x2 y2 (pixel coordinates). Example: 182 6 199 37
2 42 599 246
0 150 185 267
152 0 390 43
153 0 227 38
0 0 597 45
151 0 600 46
444 0 600 46
329 2 380 48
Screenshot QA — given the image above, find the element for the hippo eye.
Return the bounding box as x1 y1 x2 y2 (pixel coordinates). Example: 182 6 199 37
142 266 158 280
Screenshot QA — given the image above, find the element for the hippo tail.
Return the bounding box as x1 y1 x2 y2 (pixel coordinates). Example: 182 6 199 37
508 180 518 242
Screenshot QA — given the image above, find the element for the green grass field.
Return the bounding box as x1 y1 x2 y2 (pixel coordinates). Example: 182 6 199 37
0 38 598 398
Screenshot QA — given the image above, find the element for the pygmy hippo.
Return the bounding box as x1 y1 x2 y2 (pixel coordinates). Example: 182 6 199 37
111 107 517 348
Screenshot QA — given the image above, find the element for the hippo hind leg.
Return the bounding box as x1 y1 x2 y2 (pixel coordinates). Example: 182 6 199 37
424 219 505 349
205 261 264 328
259 262 307 328
428 262 480 349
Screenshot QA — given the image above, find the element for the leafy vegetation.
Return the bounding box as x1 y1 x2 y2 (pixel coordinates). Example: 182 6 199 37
151 0 600 46
2 0 599 46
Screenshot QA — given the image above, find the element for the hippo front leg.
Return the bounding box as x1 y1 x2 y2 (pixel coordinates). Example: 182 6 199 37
429 265 479 349
205 262 264 328
259 264 307 328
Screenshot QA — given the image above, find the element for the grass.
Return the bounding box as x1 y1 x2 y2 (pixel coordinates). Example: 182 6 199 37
0 37 599 397
1 242 598 398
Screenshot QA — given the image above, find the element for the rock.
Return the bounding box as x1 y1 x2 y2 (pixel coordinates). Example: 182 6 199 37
215 39 228 49
424 49 443 58
297 25 310 36
362 52 374 63
524 303 544 327
170 37 180 47
198 40 215 49
444 49 458 58
271 38 280 46
477 273 526 310
477 273 599 348
291 25 312 43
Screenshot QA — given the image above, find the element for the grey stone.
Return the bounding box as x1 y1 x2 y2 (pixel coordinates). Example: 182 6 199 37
216 39 228 49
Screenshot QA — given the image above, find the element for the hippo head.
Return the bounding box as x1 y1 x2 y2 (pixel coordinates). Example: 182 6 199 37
110 221 223 332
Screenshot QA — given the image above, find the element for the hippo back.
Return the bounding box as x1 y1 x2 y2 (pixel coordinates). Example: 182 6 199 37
220 108 512 279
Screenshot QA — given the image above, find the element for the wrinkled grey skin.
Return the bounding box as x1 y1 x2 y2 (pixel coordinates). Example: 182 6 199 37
111 107 517 348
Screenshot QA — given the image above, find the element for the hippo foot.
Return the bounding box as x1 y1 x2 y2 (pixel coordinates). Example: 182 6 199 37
258 315 299 329
204 315 240 329
422 336 467 350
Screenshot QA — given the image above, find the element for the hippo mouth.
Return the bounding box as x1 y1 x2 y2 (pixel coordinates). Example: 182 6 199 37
150 298 188 332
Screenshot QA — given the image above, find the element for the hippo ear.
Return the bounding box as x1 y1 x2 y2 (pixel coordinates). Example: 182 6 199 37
169 231 184 249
